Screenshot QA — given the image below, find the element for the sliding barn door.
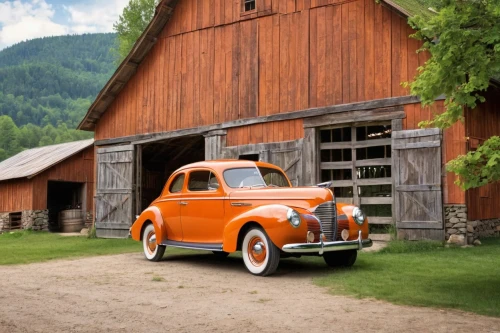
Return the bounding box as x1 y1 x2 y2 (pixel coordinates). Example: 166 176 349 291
95 145 135 238
393 128 444 240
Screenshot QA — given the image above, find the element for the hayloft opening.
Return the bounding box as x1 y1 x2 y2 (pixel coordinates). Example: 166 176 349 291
138 135 205 212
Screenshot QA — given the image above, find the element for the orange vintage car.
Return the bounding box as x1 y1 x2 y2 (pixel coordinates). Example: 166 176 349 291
130 160 372 276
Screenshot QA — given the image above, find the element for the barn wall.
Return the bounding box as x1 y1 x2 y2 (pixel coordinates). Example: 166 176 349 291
465 89 500 220
0 179 34 212
226 119 304 146
95 0 429 141
31 146 95 211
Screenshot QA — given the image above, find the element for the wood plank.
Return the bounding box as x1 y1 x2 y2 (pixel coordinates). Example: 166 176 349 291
330 180 354 187
357 177 392 186
393 127 440 138
354 138 391 148
393 141 441 150
396 222 444 229
355 158 392 167
360 197 392 204
321 161 353 169
396 184 441 192
368 216 393 225
320 142 352 150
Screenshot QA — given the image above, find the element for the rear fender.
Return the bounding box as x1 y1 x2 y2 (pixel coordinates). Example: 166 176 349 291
222 204 308 252
130 206 166 244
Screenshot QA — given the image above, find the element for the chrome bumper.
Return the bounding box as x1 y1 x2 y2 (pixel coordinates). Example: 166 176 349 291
282 231 372 255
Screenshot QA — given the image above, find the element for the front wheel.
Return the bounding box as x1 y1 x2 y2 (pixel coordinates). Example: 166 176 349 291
142 224 165 261
323 250 357 267
242 228 280 276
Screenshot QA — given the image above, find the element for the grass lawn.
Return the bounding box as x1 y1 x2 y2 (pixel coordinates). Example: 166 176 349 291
307 238 500 317
0 231 141 265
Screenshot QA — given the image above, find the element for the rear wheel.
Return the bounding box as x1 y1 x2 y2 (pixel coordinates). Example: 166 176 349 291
323 250 357 267
142 224 165 262
242 228 280 276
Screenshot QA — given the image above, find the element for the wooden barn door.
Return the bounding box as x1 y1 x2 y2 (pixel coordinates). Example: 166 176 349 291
95 145 135 238
269 146 302 187
393 128 444 240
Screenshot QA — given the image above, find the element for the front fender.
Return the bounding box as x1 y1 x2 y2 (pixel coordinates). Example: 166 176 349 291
222 204 308 252
130 206 166 245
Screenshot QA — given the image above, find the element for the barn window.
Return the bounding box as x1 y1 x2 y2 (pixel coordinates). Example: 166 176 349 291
243 0 256 12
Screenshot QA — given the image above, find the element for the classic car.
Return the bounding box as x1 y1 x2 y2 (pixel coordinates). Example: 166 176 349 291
130 160 372 276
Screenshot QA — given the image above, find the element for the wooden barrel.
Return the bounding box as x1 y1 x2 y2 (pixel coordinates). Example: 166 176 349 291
59 209 84 233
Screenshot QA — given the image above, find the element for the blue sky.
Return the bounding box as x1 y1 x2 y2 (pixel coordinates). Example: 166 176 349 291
0 0 129 50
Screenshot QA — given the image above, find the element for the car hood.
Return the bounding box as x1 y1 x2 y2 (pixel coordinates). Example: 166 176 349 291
228 186 334 211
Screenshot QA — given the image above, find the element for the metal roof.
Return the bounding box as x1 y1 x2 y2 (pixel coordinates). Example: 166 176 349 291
0 139 94 182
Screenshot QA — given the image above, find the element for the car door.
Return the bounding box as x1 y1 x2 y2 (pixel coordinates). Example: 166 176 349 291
154 172 185 241
181 169 225 243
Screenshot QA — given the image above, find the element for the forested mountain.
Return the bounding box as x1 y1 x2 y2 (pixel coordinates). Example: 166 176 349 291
0 33 117 161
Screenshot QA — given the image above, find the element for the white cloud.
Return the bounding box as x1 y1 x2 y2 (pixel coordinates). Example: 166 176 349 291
0 0 68 49
0 0 130 50
65 0 129 34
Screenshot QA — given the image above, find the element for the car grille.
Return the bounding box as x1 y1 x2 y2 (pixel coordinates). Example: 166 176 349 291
306 218 321 242
314 201 337 241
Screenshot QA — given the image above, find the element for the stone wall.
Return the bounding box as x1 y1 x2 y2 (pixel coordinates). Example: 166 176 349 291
445 204 500 244
21 210 49 231
445 205 468 243
467 219 500 243
0 213 9 232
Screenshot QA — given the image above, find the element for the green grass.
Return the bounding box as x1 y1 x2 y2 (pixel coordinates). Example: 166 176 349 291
0 230 141 265
308 238 500 317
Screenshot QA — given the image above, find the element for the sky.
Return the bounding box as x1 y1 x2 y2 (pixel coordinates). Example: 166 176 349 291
0 0 130 50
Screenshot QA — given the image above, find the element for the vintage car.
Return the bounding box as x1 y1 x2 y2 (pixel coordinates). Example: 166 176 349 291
130 160 372 276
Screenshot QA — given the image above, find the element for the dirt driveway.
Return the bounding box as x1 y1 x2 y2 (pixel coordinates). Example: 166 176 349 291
1 252 499 333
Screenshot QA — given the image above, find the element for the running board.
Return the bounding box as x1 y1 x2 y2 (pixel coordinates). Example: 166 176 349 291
163 240 224 251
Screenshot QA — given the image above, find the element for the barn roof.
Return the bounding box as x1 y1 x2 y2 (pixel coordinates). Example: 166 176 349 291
0 139 94 182
77 0 431 131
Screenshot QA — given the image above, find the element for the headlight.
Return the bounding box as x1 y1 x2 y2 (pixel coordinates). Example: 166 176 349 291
286 208 301 228
352 207 366 225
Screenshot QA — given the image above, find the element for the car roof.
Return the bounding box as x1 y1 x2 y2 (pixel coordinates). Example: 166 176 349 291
176 159 281 173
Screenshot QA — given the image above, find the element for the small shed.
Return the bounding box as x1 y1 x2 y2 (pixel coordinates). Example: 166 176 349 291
0 139 94 232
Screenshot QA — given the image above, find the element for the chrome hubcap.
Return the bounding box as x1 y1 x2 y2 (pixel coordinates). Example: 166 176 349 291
253 242 264 255
148 234 156 248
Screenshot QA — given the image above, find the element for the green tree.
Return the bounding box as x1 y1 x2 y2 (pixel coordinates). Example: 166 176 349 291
112 0 157 63
0 115 21 156
407 0 500 189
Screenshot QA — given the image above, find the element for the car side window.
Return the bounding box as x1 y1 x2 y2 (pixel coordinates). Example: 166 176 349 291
169 174 185 193
188 171 218 192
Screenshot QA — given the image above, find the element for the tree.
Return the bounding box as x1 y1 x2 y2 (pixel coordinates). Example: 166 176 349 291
408 0 500 189
112 0 158 63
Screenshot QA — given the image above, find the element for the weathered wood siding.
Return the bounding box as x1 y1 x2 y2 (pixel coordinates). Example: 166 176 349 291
95 0 428 141
465 89 500 220
226 119 304 146
31 147 95 210
403 101 467 205
0 146 94 213
0 179 34 212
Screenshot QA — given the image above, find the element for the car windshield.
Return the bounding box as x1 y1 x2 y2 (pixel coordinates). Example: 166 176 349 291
223 167 290 188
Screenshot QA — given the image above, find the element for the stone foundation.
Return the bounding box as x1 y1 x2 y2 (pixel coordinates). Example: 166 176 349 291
467 219 500 244
0 213 9 232
445 204 500 244
85 211 93 229
22 210 49 231
445 205 468 243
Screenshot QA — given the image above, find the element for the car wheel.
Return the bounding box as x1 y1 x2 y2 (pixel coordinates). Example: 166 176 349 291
212 251 230 258
142 223 165 262
242 228 280 276
323 250 357 267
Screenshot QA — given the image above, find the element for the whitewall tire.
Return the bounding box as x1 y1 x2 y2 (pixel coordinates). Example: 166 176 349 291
242 227 280 276
142 223 166 262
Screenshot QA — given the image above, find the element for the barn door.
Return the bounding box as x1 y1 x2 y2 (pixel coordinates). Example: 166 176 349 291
393 128 444 240
95 145 135 238
269 142 303 187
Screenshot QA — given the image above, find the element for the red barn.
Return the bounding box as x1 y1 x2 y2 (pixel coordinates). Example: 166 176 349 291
78 0 500 242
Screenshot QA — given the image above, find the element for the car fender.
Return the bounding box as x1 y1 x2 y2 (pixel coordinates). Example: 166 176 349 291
222 204 308 252
130 206 166 244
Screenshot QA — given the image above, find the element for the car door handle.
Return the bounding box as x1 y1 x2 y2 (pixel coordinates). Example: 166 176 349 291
179 201 188 206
